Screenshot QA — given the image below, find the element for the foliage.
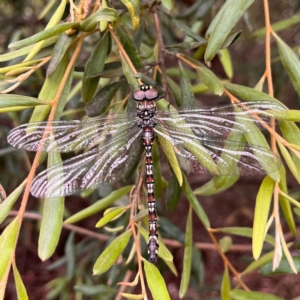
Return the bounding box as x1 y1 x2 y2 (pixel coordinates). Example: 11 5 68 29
1 0 300 299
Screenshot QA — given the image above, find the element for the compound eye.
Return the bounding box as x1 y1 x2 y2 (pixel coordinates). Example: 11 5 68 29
133 90 145 100
145 88 159 100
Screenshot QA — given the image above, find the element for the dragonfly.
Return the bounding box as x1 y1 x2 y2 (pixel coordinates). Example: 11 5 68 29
7 83 286 263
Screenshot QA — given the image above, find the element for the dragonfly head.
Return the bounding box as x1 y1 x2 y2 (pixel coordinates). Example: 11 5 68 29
133 84 164 102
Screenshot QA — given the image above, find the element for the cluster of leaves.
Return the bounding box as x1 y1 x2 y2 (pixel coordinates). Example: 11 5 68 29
1 0 300 299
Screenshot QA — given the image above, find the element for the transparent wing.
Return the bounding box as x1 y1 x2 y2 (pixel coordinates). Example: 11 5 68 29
155 125 280 176
31 126 142 198
156 100 287 138
7 112 137 152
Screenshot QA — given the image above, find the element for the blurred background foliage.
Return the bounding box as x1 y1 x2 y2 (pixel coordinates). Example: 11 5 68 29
1 0 300 299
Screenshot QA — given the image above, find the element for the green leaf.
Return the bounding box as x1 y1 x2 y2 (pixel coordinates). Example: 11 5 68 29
85 80 123 116
167 77 182 106
204 0 254 61
0 37 58 62
259 255 300 275
219 48 233 79
13 261 29 300
38 152 64 261
221 266 231 300
180 55 223 95
165 167 182 211
162 12 207 43
9 23 79 49
252 176 275 260
120 0 140 30
182 176 210 228
0 218 19 281
143 260 171 300
65 232 76 279
220 30 242 49
96 207 127 228
88 61 123 78
242 250 274 275
156 101 183 186
179 61 195 107
284 109 300 121
278 165 296 236
116 26 142 69
0 94 49 110
24 0 68 61
82 31 109 103
230 290 284 300
194 175 239 196
64 186 132 224
216 227 275 245
166 41 207 50
179 209 192 298
277 140 300 183
79 7 119 32
223 83 286 108
30 49 70 122
47 33 77 77
0 181 25 224
273 32 300 97
93 230 132 275
253 16 300 37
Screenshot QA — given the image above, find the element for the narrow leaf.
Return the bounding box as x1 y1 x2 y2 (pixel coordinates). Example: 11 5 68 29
179 208 193 298
165 167 182 211
143 260 171 300
0 94 49 108
0 181 25 224
9 23 79 49
182 176 210 228
38 152 64 261
13 261 29 300
79 7 119 32
194 175 239 196
0 218 19 281
96 207 127 228
116 26 142 69
25 0 68 61
205 0 254 61
277 140 300 183
219 48 233 79
221 266 231 300
230 289 284 300
82 31 109 103
85 80 123 117
120 0 140 30
253 176 275 260
64 186 132 224
179 61 194 107
47 33 77 77
273 32 300 97
93 230 132 275
224 83 286 109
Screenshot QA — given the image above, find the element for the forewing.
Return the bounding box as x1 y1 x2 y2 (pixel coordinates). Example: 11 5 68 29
31 127 142 197
7 112 137 152
156 100 287 138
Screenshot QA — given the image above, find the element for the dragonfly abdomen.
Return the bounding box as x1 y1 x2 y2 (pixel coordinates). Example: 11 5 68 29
142 127 159 263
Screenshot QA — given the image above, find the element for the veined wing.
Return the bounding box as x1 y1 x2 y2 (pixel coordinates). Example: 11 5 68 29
155 124 280 176
31 126 142 197
7 112 137 152
156 101 287 138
